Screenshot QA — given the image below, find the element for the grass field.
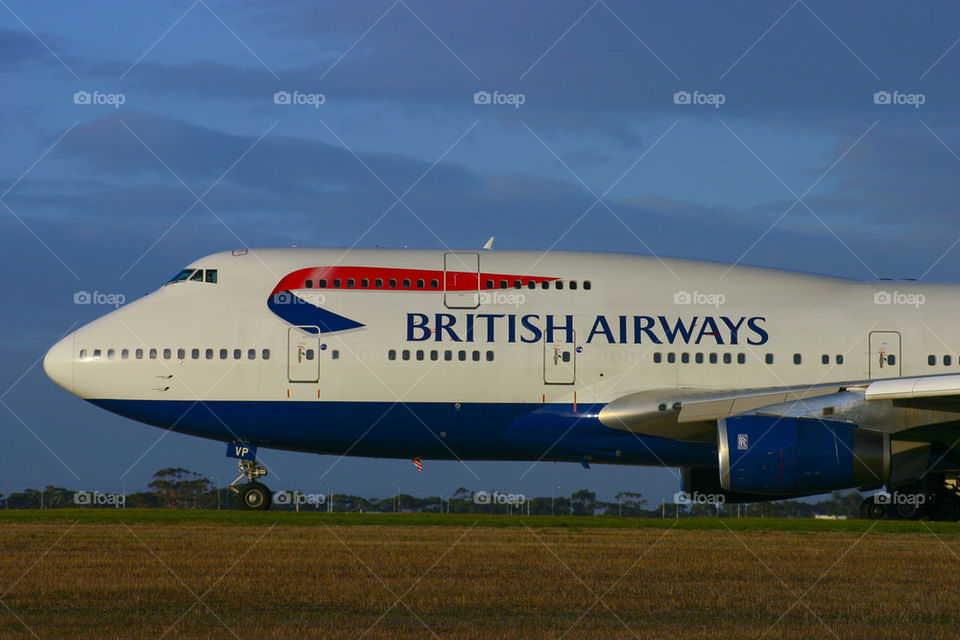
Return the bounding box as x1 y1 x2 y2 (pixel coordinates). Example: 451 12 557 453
2 511 959 638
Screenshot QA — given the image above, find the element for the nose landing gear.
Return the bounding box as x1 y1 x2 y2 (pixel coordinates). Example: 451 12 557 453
228 454 272 511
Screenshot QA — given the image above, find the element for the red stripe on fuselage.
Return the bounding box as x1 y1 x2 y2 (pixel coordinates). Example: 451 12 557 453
270 266 558 295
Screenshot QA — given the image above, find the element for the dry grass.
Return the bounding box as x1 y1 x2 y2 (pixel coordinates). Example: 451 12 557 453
1 520 959 638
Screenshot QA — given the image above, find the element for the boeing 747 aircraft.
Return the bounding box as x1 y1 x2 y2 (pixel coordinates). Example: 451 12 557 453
43 248 960 518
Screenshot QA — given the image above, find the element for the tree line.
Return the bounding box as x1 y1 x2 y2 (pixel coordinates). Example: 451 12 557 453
0 468 865 517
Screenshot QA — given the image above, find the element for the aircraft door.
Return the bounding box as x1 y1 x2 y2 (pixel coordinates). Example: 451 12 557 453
288 326 320 383
544 331 576 384
443 252 480 309
869 331 901 379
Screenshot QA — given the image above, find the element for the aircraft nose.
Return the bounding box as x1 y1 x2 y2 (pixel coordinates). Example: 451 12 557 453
43 333 75 393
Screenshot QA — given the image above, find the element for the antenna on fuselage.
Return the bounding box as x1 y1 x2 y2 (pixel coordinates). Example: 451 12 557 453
482 236 495 250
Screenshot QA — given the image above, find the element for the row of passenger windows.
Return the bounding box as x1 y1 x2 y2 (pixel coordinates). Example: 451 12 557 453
652 352 848 365
305 277 591 291
928 355 960 366
388 349 495 362
79 348 270 361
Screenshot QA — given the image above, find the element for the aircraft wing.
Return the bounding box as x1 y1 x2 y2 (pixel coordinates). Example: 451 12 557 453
599 374 960 442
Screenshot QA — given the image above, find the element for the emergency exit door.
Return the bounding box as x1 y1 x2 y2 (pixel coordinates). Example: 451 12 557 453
869 331 901 379
544 331 576 384
288 326 319 382
443 252 480 309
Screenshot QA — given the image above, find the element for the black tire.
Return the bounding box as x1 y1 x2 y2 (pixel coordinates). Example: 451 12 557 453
866 501 888 520
239 482 272 511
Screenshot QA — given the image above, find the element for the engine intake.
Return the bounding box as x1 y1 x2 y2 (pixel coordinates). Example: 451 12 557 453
718 414 889 496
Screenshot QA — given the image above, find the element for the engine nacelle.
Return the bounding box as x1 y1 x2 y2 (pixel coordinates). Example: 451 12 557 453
718 414 889 496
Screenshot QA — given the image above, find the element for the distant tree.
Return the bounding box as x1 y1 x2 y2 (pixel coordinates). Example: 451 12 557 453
570 489 597 516
148 468 213 509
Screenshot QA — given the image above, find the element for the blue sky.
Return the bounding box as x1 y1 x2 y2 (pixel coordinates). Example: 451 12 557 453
2 0 960 505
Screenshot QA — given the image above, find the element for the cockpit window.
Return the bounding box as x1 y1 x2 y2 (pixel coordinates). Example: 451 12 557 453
164 268 218 286
165 269 195 285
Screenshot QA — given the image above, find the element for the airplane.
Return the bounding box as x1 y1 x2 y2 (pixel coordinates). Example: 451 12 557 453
42 246 960 519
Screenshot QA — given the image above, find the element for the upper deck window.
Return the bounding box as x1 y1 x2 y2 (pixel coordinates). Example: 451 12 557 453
164 268 218 285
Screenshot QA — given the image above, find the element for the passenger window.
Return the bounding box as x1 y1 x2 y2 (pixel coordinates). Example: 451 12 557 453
945 355 953 366
219 349 227 359
318 279 327 288
667 353 676 364
430 350 438 361
583 281 591 290
205 269 217 283
695 353 704 364
887 355 895 365
388 349 397 361
458 350 467 361
709 353 718 364
189 270 203 282
121 349 129 359
514 280 521 289
107 349 115 360
333 279 341 288
192 349 200 359
737 353 746 364
305 280 313 288
570 281 578 290
723 353 732 364
416 350 424 361
431 279 440 289
389 279 397 288
765 353 774 365
793 353 802 365
541 281 549 290
555 281 563 290
527 281 536 289
500 280 508 289
821 354 829 365
135 349 143 359
560 351 569 363
248 349 256 360
375 278 383 288
163 348 171 359
653 352 662 363
403 279 411 288
305 349 314 360
177 348 185 360
347 278 355 288
680 352 690 364
361 278 369 288
929 355 937 366
401 349 410 361
836 354 844 365
444 350 452 361
149 349 157 359
79 349 87 359
262 349 270 360
234 349 241 360
332 350 339 359
486 351 494 361
416 279 425 289
485 280 494 289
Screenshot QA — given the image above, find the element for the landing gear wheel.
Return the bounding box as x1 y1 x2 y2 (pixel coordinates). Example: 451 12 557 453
866 502 888 520
239 482 272 511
